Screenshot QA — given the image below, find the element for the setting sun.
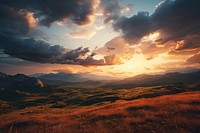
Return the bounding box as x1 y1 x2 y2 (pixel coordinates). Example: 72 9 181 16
0 0 200 132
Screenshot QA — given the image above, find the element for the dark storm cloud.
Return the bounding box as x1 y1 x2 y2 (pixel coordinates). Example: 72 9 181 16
100 0 121 24
0 3 31 36
151 0 200 43
0 0 120 66
0 33 107 66
175 35 200 50
100 0 133 24
0 0 97 27
113 0 200 46
0 34 63 63
0 3 48 40
113 12 151 43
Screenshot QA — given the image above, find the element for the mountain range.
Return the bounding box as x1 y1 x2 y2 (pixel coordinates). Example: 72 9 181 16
1 70 200 90
31 72 88 85
103 71 200 89
30 72 116 85
0 72 44 90
0 72 45 101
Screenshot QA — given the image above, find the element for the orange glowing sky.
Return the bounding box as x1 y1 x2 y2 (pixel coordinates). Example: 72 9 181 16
0 0 199 78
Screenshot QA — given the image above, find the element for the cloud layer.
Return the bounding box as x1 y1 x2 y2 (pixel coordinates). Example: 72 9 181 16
112 0 200 64
0 32 122 65
0 0 123 66
0 0 200 69
1 0 100 27
114 0 200 44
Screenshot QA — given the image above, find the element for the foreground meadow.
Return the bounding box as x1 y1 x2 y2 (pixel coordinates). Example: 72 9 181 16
0 91 199 133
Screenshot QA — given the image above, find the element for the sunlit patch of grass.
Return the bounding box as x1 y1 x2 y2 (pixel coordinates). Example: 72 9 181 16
0 82 199 132
1 91 199 132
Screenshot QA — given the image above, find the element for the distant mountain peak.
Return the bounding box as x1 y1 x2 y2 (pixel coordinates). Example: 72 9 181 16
57 72 67 75
14 73 28 77
0 72 8 77
0 72 45 90
57 72 79 77
103 71 200 89
31 72 87 84
164 72 181 76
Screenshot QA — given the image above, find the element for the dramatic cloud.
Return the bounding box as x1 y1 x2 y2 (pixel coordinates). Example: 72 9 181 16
104 54 123 65
0 3 32 36
95 37 135 62
68 29 96 39
96 37 129 55
98 0 133 24
113 12 151 43
174 35 200 51
139 42 170 60
112 0 200 62
114 0 200 44
0 0 122 66
100 0 121 24
186 52 200 64
0 0 199 74
151 0 200 43
0 0 100 27
0 33 117 66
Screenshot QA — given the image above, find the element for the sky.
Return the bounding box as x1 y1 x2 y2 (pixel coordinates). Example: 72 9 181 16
0 0 200 78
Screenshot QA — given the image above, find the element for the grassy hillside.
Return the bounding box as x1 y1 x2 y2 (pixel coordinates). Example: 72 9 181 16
0 81 199 132
0 91 199 132
1 82 199 113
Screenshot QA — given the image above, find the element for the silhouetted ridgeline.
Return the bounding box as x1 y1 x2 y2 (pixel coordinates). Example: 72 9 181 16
103 71 200 89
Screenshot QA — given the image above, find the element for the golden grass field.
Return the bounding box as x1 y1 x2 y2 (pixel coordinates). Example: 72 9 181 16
0 91 199 133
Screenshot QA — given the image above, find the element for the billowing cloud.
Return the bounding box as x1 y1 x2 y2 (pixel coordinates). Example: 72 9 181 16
68 29 96 39
113 0 200 45
104 54 123 65
0 0 200 73
113 12 151 43
98 0 133 24
95 37 129 55
0 0 100 27
0 33 118 66
0 0 123 66
95 37 135 62
151 0 200 43
174 35 200 51
112 0 200 62
186 52 200 64
139 42 170 60
0 3 32 36
100 0 121 24
25 12 38 28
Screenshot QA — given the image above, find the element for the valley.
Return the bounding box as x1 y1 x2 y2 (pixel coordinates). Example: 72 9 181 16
0 71 200 132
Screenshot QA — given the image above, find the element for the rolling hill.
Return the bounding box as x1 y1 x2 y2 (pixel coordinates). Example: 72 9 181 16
0 72 45 101
31 72 88 84
103 71 200 89
0 91 199 132
0 72 44 89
